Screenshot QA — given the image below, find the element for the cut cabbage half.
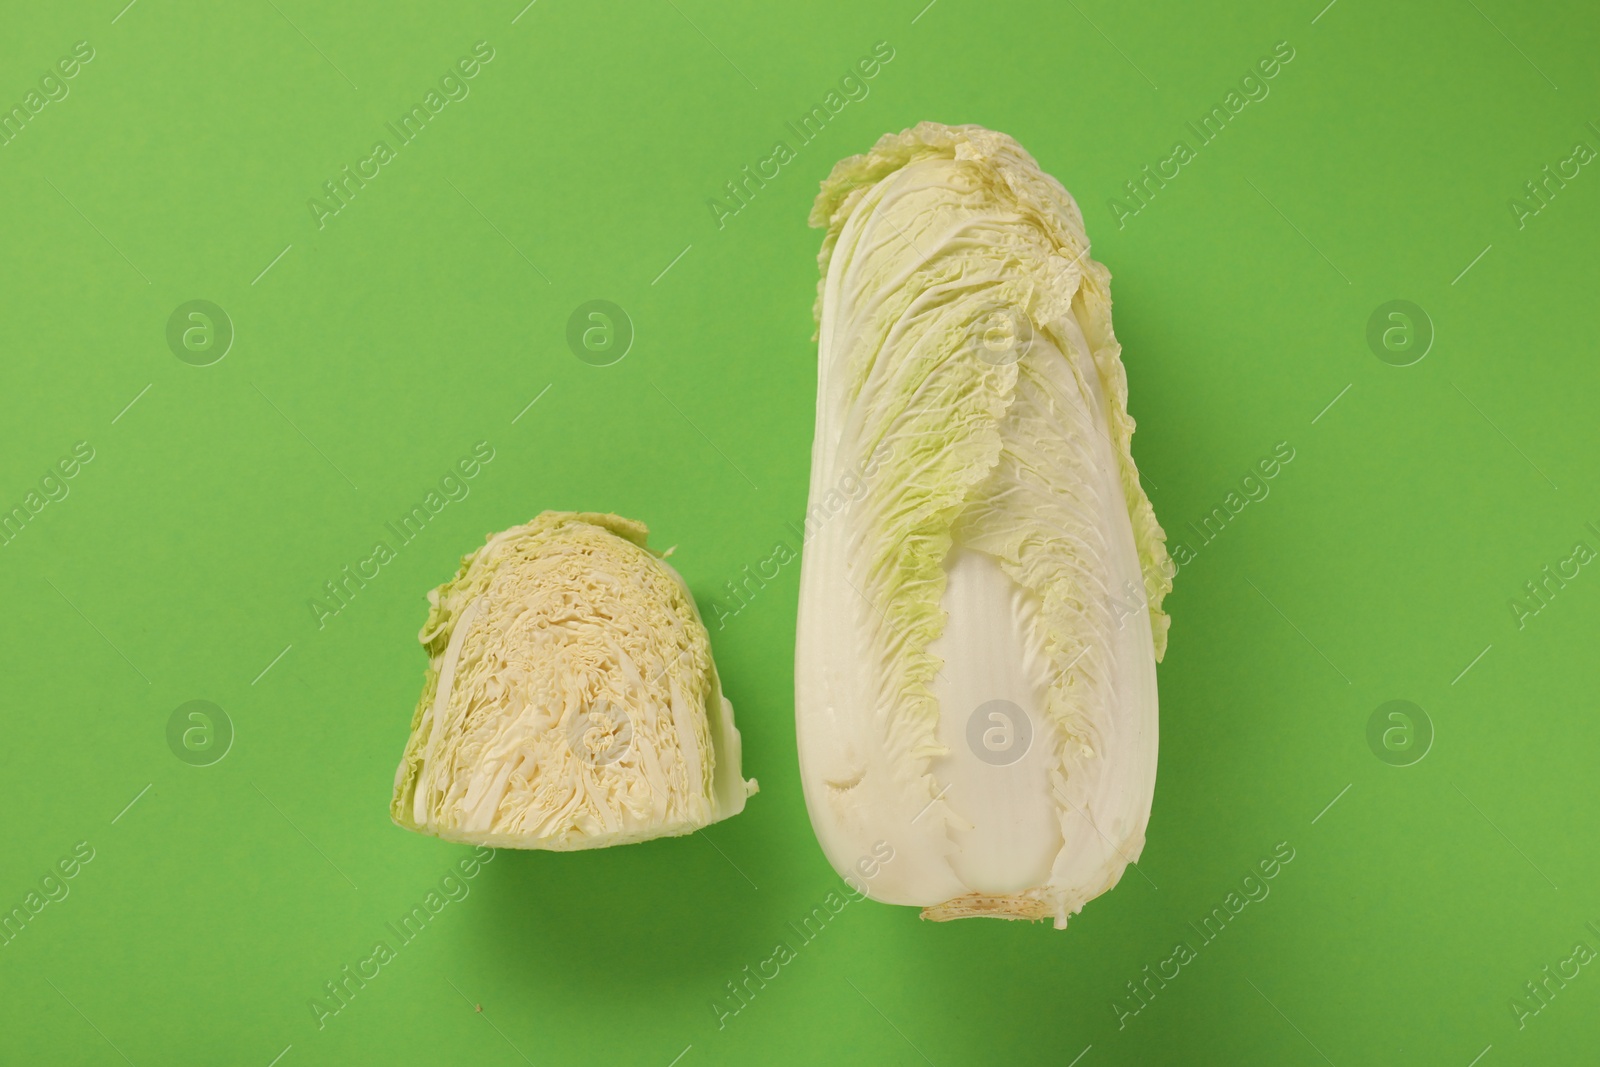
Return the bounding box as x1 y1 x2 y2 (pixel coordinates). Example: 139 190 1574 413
392 511 756 850
795 123 1172 928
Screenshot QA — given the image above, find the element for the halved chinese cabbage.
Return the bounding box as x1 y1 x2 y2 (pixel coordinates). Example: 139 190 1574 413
796 123 1172 927
392 511 756 850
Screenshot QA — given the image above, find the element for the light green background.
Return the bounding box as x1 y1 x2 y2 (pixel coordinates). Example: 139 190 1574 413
2 0 1597 1063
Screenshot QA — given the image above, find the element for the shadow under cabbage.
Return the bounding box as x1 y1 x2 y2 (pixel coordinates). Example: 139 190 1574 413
464 827 768 994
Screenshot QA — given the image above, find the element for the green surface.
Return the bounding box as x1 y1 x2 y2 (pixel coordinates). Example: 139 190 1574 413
2 0 1597 1063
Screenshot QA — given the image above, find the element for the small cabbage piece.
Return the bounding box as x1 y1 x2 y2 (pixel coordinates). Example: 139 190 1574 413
392 511 756 850
796 123 1172 928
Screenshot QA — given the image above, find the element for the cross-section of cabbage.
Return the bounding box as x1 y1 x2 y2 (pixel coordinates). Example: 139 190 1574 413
796 123 1173 928
392 511 757 850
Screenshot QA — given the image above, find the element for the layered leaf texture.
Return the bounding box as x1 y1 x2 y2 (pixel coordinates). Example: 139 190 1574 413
796 123 1172 928
392 511 755 850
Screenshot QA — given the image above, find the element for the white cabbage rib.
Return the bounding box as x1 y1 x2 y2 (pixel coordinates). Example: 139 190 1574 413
795 123 1172 928
392 511 756 850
